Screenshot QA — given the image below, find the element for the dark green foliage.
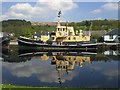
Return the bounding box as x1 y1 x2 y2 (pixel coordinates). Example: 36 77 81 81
31 25 56 34
91 35 103 42
68 20 118 31
2 19 56 37
2 19 33 37
1 19 118 38
68 22 78 31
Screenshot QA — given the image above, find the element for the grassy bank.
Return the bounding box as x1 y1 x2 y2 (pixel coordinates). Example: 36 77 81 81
0 84 88 90
1 84 117 90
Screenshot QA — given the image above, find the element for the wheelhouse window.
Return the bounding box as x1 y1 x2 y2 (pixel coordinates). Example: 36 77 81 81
68 37 70 40
51 32 56 35
58 28 62 31
73 37 76 40
109 35 113 39
52 37 54 40
63 28 65 31
58 28 60 31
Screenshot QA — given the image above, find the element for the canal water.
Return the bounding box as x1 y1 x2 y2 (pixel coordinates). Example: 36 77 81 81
1 45 119 88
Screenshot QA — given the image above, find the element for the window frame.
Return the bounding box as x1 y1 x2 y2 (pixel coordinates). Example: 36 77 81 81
109 35 113 39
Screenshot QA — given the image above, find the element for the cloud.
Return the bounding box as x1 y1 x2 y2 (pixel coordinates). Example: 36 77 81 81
83 17 103 21
2 0 120 2
106 0 119 1
91 64 119 81
91 2 118 14
10 3 33 14
101 2 118 10
102 69 119 81
1 3 34 20
95 17 103 20
1 0 78 21
103 69 119 77
3 57 79 84
3 61 59 83
91 9 102 14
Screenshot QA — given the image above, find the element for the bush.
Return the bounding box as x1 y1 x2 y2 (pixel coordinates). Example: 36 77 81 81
91 35 103 42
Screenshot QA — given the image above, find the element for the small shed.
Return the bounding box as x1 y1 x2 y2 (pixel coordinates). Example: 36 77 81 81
103 29 120 42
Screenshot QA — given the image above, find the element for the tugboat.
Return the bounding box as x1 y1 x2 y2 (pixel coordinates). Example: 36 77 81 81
18 11 97 51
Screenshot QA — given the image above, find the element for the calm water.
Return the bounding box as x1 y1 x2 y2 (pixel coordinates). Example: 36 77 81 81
1 45 120 88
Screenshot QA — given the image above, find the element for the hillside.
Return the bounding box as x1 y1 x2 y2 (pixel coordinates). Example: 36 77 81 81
1 19 118 37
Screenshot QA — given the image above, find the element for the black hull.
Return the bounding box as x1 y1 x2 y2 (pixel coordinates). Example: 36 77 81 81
0 36 10 45
18 38 98 52
2 39 10 46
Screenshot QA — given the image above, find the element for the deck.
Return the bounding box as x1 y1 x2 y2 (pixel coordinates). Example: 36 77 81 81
10 42 120 46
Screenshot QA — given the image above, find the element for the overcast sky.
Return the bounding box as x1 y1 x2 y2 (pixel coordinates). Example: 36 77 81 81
1 0 119 22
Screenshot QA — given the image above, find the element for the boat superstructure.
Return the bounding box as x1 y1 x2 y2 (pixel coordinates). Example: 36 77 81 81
50 11 91 45
18 11 97 51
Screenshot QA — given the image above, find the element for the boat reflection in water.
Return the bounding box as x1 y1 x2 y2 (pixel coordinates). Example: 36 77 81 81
51 52 91 84
2 47 119 88
51 52 91 70
18 51 96 84
18 51 94 69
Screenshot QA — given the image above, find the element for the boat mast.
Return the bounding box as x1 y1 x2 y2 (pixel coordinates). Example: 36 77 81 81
66 21 68 32
89 22 92 36
57 10 61 27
